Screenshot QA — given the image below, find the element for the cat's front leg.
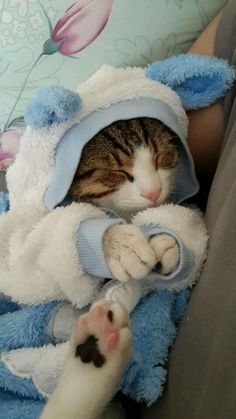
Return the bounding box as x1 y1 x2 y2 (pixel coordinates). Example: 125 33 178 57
103 224 156 282
102 235 179 313
101 279 147 313
101 235 179 314
40 300 131 419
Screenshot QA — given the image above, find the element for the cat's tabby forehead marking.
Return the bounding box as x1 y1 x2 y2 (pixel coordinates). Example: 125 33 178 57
69 118 178 211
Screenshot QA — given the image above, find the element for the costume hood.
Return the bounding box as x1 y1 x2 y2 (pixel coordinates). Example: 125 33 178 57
6 54 235 210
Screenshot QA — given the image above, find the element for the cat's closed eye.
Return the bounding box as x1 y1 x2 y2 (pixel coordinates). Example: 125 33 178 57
112 170 134 182
156 151 178 170
69 117 178 213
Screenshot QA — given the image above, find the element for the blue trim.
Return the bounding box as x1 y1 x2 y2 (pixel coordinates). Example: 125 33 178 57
44 98 199 210
75 217 195 289
76 217 126 278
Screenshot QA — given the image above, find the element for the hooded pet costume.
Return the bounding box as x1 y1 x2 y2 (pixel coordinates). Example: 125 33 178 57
0 54 234 417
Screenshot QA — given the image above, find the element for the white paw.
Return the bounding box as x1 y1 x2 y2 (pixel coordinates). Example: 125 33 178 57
103 224 156 282
72 300 131 365
149 234 179 275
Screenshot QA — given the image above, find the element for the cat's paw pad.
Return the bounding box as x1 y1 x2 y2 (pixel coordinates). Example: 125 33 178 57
103 224 156 282
72 301 131 368
149 234 179 275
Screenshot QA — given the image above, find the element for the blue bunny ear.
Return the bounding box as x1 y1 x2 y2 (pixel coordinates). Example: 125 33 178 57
25 86 82 129
145 54 236 110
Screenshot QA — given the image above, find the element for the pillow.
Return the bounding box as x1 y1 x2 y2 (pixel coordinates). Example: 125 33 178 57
0 0 227 172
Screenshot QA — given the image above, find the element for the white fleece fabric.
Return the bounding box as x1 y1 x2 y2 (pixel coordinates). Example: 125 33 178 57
0 202 106 306
77 65 188 135
0 200 207 306
1 342 69 399
0 204 208 401
1 64 206 306
7 65 188 210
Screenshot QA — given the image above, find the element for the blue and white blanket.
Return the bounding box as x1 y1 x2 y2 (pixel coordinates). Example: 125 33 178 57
0 193 190 418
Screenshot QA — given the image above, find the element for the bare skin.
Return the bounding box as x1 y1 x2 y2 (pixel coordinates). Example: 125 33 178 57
187 13 224 181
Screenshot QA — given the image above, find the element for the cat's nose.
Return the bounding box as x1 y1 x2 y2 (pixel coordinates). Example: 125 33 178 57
141 188 162 202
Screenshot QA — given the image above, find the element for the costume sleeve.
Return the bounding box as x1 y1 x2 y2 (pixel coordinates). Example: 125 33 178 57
0 202 120 307
132 204 208 290
75 217 126 278
76 204 208 292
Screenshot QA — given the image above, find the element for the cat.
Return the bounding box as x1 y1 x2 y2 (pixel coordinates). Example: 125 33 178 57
69 117 178 216
40 117 180 419
69 117 180 312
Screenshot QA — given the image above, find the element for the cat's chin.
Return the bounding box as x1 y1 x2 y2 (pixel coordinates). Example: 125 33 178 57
110 205 154 222
96 198 167 221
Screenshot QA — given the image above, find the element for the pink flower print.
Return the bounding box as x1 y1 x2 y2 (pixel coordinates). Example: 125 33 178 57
4 0 113 131
51 0 113 55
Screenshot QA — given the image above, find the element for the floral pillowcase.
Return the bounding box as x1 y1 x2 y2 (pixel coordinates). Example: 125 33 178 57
0 0 226 171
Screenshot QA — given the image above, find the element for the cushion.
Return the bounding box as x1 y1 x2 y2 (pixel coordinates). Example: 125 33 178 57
0 0 227 172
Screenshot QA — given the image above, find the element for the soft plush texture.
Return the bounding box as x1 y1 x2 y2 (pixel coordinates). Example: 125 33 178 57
25 87 82 129
0 290 191 411
1 54 234 416
145 54 236 109
0 196 201 415
8 54 235 214
0 195 191 416
0 390 44 419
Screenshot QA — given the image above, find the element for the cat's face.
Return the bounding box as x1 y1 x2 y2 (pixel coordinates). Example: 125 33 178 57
69 118 178 216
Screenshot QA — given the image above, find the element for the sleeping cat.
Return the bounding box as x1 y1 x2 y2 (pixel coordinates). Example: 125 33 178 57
69 117 180 312
40 117 180 419
69 117 178 216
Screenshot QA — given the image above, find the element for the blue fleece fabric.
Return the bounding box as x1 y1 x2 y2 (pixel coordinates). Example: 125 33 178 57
0 390 44 419
25 55 236 132
145 54 236 109
25 86 82 129
119 289 190 405
0 195 191 416
0 296 19 316
0 302 56 351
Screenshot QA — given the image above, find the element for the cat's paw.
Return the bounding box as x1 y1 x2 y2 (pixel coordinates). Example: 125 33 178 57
103 224 156 282
149 234 179 275
72 300 131 367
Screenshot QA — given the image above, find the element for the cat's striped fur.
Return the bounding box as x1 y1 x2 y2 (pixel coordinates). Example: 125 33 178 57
69 118 178 206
